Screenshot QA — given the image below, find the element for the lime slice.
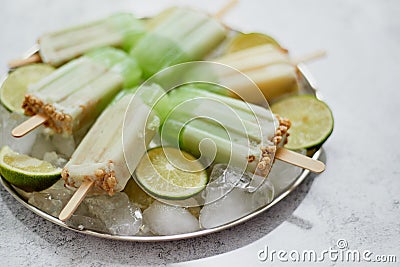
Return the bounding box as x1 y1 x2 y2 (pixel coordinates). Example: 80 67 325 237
135 147 208 200
0 146 61 192
225 32 282 54
271 95 334 150
0 64 55 113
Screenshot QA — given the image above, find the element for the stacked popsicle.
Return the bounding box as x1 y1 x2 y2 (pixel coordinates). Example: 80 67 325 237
20 47 142 136
55 8 229 219
130 7 227 78
3 3 326 223
214 44 299 102
61 84 168 195
39 13 146 67
161 85 291 177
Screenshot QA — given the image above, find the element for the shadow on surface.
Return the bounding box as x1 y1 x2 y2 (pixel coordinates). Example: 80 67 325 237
0 150 326 265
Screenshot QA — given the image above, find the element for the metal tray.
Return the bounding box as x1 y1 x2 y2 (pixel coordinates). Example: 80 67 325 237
0 44 324 241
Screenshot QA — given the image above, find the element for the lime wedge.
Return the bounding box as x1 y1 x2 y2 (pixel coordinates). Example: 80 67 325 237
225 32 282 54
0 146 61 192
271 95 334 150
0 64 55 113
135 147 208 200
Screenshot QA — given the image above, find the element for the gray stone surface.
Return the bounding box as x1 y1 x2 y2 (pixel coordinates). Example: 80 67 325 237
1 0 399 266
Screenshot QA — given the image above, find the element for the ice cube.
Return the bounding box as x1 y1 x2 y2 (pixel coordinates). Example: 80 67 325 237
51 134 76 158
26 181 142 235
66 204 108 233
200 189 252 229
136 223 155 236
30 133 57 160
143 201 200 235
249 175 275 209
199 164 274 229
200 164 245 205
30 131 75 161
0 109 39 154
43 152 67 168
66 214 108 233
84 193 142 236
202 164 270 205
267 160 303 196
28 192 64 217
27 180 74 217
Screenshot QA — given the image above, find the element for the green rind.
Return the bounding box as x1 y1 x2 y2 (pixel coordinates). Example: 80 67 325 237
0 165 61 192
0 64 55 113
0 97 14 113
225 32 282 54
134 173 207 200
271 95 334 150
0 147 61 192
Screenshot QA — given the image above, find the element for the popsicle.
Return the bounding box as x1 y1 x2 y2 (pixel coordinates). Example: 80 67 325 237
9 13 146 68
130 7 227 78
214 44 299 102
59 84 168 221
161 85 325 177
14 47 142 137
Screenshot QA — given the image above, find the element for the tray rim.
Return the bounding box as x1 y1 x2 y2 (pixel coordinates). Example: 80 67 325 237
0 44 323 241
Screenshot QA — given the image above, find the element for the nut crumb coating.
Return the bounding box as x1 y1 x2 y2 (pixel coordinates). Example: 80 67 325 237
62 161 118 196
273 115 291 145
254 115 291 177
22 94 73 134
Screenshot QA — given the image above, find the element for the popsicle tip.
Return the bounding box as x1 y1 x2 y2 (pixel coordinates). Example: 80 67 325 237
11 128 25 138
313 160 326 174
58 211 71 222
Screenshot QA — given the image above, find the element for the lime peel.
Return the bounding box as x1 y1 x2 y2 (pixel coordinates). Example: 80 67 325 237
0 146 61 192
271 95 334 150
225 32 282 54
0 64 54 113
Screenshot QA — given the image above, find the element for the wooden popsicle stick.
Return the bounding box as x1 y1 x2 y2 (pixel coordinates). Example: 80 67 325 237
11 114 48 138
8 53 42 69
292 50 327 66
59 180 94 222
214 0 239 19
275 147 325 174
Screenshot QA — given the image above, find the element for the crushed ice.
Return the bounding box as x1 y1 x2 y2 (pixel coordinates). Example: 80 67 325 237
2 106 304 235
199 164 275 229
